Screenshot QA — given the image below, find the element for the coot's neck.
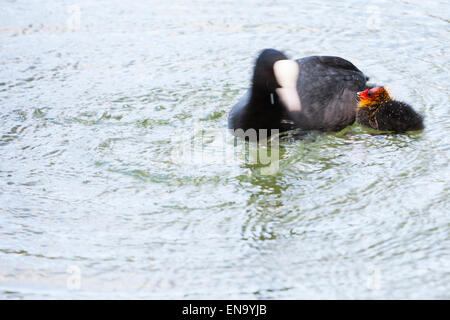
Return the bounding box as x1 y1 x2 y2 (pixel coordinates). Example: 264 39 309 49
249 86 279 110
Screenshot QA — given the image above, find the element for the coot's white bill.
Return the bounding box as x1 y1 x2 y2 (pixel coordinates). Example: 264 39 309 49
274 60 302 112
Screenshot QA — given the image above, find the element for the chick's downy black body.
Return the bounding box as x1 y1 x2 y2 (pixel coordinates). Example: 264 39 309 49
357 100 424 132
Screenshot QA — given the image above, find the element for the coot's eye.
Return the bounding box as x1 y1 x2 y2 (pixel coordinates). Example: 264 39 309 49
368 92 373 97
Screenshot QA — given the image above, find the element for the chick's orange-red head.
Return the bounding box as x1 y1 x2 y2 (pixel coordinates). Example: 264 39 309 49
357 86 391 108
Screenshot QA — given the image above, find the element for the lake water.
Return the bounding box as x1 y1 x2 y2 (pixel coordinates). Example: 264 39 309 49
0 0 449 299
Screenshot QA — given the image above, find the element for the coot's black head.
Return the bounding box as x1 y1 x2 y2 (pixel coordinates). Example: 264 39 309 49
252 49 289 93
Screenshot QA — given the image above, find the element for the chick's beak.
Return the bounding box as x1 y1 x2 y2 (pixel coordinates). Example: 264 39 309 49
357 88 369 100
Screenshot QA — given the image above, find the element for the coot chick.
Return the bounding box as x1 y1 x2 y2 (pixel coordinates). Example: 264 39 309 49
228 49 369 139
356 87 424 132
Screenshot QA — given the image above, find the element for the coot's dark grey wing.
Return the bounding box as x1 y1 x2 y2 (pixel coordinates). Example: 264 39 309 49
316 56 367 75
292 56 368 131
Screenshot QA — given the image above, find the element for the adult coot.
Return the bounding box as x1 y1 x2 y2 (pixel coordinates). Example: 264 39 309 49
356 86 424 132
228 48 369 139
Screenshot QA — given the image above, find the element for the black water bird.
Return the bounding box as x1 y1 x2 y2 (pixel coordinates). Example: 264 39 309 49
228 49 369 139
